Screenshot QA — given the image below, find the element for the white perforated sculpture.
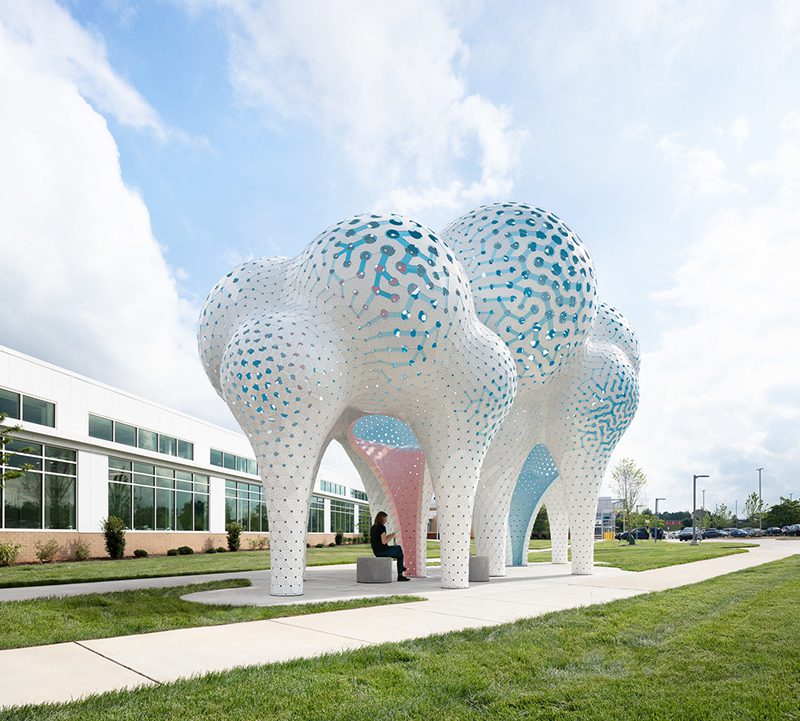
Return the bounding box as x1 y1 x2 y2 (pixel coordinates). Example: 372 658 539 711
198 214 516 595
442 202 640 576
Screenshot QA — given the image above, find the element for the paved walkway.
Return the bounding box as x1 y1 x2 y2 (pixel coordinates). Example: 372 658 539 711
0 539 797 710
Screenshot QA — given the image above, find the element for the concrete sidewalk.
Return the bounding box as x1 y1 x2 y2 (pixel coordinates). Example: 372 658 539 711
0 539 797 710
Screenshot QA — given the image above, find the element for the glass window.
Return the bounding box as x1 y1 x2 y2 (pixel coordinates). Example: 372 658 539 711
4 470 42 528
194 495 208 531
358 504 371 533
8 453 42 471
46 446 76 462
45 459 75 474
0 389 20 419
156 488 175 531
108 482 131 527
22 396 55 427
89 414 113 441
133 462 154 475
133 472 155 487
330 499 355 533
225 494 236 525
109 457 131 472
247 459 258 476
223 453 236 470
158 435 177 456
114 422 136 447
308 495 325 533
176 490 193 530
176 469 192 482
44 475 75 529
133 485 154 530
210 449 223 467
178 440 194 460
7 439 42 455
138 428 158 452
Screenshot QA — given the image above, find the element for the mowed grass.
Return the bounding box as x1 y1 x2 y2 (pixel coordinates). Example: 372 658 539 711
0 540 551 589
526 539 756 571
0 580 422 650
5 555 798 721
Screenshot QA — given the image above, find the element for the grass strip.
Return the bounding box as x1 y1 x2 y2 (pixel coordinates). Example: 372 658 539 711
0 579 423 650
526 540 755 571
0 540 550 589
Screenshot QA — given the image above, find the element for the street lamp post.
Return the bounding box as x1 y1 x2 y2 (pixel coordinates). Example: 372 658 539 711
692 475 709 545
757 467 764 530
734 499 738 529
654 498 665 543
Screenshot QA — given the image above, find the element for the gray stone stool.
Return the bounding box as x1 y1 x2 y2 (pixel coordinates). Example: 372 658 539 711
469 555 490 582
357 556 393 583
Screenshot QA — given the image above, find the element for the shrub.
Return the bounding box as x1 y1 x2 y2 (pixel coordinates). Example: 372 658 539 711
248 536 269 551
216 546 227 553
334 530 344 546
206 547 217 554
226 522 242 552
306 543 311 548
177 545 194 555
35 539 61 563
327 542 336 547
133 549 148 558
71 539 91 561
314 543 324 548
0 543 21 567
102 516 126 559
167 548 179 556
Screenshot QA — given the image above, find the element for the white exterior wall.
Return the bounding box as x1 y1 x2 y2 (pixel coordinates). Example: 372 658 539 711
0 346 366 538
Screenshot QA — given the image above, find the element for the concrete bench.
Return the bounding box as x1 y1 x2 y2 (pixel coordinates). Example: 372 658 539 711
469 555 490 582
357 556 393 583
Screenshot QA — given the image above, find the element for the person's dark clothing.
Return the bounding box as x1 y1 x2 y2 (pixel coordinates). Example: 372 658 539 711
370 523 388 554
371 523 405 579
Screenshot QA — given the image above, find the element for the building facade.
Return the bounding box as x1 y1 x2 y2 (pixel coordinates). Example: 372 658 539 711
0 346 368 562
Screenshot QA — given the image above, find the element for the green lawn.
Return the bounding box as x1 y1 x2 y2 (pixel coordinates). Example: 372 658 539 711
526 539 756 571
0 540 550 589
0 580 422 650
5 555 798 720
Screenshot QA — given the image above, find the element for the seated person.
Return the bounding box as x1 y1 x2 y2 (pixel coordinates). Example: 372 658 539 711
370 511 409 581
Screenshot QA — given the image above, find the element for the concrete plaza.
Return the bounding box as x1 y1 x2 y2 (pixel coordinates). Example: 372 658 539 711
0 539 797 710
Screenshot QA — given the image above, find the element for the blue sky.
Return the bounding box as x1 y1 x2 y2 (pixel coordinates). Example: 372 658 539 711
1 0 798 512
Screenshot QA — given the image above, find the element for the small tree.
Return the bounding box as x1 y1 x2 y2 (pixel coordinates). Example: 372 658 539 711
102 516 126 559
226 521 242 552
531 506 550 539
707 503 733 529
0 413 29 490
611 458 648 532
744 492 766 526
763 498 800 528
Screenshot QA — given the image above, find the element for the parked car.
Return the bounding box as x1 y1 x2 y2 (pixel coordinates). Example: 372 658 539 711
784 524 800 536
679 527 700 541
726 528 749 538
766 527 784 535
616 527 652 541
702 528 727 539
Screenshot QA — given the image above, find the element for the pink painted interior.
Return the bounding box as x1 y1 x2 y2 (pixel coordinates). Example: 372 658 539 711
347 429 426 577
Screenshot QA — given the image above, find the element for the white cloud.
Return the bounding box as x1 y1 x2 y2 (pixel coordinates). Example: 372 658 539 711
715 117 750 152
657 132 746 199
611 114 800 510
0 0 167 139
0 2 231 426
183 0 525 223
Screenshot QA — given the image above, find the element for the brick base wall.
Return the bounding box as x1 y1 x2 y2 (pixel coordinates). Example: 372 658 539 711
0 531 363 563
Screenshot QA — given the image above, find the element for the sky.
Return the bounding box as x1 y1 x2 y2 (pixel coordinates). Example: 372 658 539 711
0 0 798 513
